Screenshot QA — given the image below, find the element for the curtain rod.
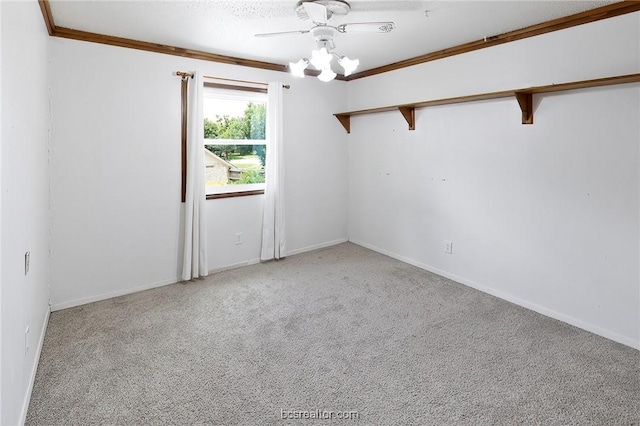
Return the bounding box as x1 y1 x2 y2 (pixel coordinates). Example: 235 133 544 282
175 71 193 80
174 71 290 89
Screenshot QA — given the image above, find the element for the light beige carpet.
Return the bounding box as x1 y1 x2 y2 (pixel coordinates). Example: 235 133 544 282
27 243 640 425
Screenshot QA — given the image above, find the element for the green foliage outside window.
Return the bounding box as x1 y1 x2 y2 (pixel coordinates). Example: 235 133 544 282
204 102 266 186
234 169 264 185
204 103 266 166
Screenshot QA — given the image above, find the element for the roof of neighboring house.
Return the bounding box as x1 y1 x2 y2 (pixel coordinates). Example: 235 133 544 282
203 149 240 171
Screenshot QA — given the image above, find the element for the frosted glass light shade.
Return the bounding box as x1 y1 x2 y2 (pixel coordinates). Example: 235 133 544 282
309 48 333 70
317 67 337 82
289 59 308 78
339 56 359 76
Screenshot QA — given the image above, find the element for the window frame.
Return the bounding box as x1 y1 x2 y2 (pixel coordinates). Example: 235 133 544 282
180 78 269 201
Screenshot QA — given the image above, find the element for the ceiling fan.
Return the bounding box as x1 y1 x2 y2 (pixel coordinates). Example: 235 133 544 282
255 0 395 81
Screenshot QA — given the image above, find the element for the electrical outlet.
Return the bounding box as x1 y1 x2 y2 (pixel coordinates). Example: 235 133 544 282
235 232 243 245
444 241 453 254
25 251 30 275
25 326 30 356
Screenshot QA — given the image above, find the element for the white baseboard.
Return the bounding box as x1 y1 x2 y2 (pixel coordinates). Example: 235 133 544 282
50 277 178 312
50 239 350 312
19 306 50 425
208 258 261 275
350 239 640 350
50 257 265 311
286 238 349 257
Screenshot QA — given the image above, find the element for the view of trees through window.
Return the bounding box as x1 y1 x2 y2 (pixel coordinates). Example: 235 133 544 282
203 93 267 191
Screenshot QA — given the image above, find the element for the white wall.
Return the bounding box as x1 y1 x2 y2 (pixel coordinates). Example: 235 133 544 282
637 11 640 348
347 14 639 112
347 13 640 349
49 39 348 310
0 0 3 421
1 1 51 424
0 0 3 420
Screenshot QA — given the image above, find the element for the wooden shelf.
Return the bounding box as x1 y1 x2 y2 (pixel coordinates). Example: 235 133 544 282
334 73 640 133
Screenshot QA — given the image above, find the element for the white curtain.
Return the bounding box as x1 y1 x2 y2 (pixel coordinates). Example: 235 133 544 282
260 82 286 261
182 71 208 280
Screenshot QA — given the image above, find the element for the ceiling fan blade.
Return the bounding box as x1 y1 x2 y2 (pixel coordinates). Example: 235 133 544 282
255 30 310 38
303 1 328 24
337 22 395 34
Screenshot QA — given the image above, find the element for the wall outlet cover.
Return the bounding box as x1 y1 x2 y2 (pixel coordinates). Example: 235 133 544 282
445 241 453 254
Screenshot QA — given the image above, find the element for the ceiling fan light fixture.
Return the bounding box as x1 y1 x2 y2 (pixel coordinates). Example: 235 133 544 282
338 56 359 76
317 67 337 82
309 47 333 70
289 58 309 78
256 1 395 82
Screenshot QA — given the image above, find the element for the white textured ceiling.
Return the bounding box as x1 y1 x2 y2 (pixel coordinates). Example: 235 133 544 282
48 0 619 72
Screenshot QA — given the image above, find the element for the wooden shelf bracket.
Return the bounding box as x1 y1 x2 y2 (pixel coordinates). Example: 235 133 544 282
334 114 351 134
515 92 533 124
398 106 416 130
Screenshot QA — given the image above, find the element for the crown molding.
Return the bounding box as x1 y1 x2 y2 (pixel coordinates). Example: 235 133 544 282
346 1 640 80
50 26 291 73
38 0 55 35
38 0 640 82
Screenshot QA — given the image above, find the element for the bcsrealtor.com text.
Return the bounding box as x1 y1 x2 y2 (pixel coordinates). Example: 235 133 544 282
281 409 359 420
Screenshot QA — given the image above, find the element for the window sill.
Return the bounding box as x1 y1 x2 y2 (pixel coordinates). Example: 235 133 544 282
206 189 265 200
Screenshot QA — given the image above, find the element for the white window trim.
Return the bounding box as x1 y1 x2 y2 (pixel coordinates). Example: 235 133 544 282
203 84 267 198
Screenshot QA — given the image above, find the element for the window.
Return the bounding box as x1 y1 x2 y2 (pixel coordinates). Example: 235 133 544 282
203 80 267 199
